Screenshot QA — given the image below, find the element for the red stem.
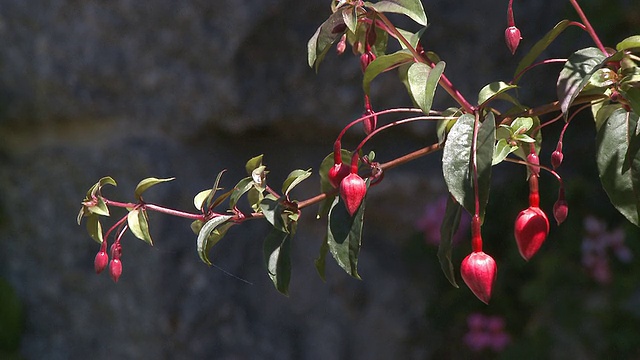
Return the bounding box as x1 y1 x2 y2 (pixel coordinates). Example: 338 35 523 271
569 0 607 54
507 0 515 27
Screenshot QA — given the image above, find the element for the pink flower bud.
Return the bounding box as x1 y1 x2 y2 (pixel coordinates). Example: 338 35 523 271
360 51 376 73
551 142 564 169
505 26 522 55
514 206 549 260
109 259 123 283
336 34 347 55
339 173 367 216
553 189 568 225
94 250 109 274
461 251 497 304
328 162 350 188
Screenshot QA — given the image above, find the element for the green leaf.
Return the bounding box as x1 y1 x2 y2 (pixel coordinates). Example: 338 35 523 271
88 197 110 217
87 176 117 198
513 20 572 83
596 108 640 226
617 35 640 51
193 189 212 211
396 27 426 50
593 104 622 131
557 47 607 117
197 215 234 265
363 49 415 95
326 181 369 279
245 155 264 176
407 61 445 115
259 195 296 233
442 113 494 219
366 0 428 26
438 196 461 288
282 169 312 196
477 81 518 107
622 87 640 116
247 187 264 212
307 11 347 70
86 214 103 244
127 208 153 245
314 235 330 281
492 138 517 165
201 169 228 211
229 177 254 209
263 224 295 296
134 177 175 201
342 5 359 34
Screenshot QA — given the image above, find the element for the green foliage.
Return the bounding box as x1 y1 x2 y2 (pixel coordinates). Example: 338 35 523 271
127 208 153 245
557 47 608 116
365 0 428 26
196 215 234 266
438 196 462 288
442 113 495 220
133 177 174 201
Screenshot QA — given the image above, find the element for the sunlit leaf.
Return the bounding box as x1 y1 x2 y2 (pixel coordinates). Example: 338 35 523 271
596 108 640 226
229 177 254 209
259 194 292 233
193 189 212 211
493 138 517 165
513 20 572 83
442 113 494 219
342 5 358 33
557 47 607 117
366 0 428 26
396 27 426 50
308 11 347 70
88 197 110 217
134 177 175 201
407 61 445 115
616 35 640 51
127 208 153 245
264 224 295 296
363 50 414 95
245 154 264 176
282 169 312 196
438 195 461 288
477 81 518 107
197 215 234 265
86 214 103 244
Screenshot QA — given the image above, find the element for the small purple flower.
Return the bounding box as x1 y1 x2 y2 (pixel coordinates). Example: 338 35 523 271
581 216 632 284
415 196 470 246
463 313 511 353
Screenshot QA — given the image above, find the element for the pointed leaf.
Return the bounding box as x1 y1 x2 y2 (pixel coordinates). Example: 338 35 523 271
259 194 290 233
396 27 426 50
513 20 572 83
134 177 175 201
442 113 494 219
557 47 607 116
86 214 103 244
229 177 254 209
492 138 517 165
282 169 312 196
366 0 428 26
438 196 461 288
127 208 153 245
308 11 347 70
263 225 294 296
245 154 264 176
326 181 369 279
88 197 110 216
197 215 234 265
477 81 518 107
342 5 358 34
193 189 212 211
596 108 640 226
617 35 640 51
407 61 445 114
87 176 117 198
363 50 415 95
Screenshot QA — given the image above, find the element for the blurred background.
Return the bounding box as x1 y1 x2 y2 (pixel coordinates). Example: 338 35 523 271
1 0 639 359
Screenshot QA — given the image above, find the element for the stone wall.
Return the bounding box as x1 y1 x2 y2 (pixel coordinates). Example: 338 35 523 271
0 0 571 358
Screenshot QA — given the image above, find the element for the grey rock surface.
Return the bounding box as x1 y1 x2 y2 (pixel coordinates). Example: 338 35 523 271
0 0 568 359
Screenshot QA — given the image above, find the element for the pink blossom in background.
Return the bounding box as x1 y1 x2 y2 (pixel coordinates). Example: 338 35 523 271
463 313 511 352
581 216 632 284
415 196 471 246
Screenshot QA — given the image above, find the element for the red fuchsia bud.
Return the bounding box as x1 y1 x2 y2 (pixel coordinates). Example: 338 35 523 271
339 172 367 216
109 259 123 283
336 34 347 55
94 250 109 274
360 51 376 73
514 206 549 260
363 107 377 135
553 189 568 225
505 26 522 55
551 142 563 169
461 251 498 304
328 162 350 188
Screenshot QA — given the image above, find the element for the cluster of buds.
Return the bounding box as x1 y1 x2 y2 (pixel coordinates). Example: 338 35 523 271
94 237 124 282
